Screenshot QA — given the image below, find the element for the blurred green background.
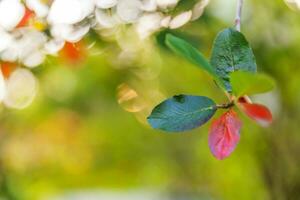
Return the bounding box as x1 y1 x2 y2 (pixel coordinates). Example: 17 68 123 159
1 0 300 199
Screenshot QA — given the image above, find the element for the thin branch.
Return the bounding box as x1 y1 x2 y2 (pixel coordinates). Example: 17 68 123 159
216 101 235 109
235 0 244 32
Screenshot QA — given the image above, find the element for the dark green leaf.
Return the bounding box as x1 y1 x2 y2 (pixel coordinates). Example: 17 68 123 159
210 28 257 91
147 95 217 132
230 71 275 97
165 34 220 82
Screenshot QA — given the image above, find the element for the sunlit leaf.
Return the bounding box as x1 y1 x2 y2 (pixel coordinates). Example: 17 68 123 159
238 97 273 127
209 109 242 160
230 71 275 97
148 95 217 132
210 28 257 91
165 34 222 84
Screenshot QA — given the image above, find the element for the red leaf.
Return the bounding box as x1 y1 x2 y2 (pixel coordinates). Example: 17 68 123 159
238 97 272 127
17 7 35 28
209 109 242 160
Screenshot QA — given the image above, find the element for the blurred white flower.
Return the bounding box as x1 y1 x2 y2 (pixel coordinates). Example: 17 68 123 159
23 50 45 68
160 16 171 28
0 0 210 109
0 0 210 64
0 28 47 67
169 11 193 29
47 0 94 25
136 13 163 39
156 0 179 10
95 0 209 38
43 39 65 55
3 68 38 109
25 0 49 18
95 0 118 9
0 0 25 31
0 29 13 52
192 0 210 21
50 23 90 43
116 0 143 23
141 0 157 11
284 0 300 10
95 8 120 29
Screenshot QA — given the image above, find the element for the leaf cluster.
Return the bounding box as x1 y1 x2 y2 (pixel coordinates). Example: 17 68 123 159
148 28 275 159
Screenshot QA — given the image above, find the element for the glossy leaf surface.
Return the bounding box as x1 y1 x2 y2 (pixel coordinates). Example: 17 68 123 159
210 28 257 91
238 97 273 127
148 95 217 132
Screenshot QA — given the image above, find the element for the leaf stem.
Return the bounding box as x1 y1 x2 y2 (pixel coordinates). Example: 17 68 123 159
216 101 235 109
235 0 244 32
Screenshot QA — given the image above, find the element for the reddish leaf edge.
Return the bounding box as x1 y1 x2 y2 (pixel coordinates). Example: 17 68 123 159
208 109 242 160
237 97 273 127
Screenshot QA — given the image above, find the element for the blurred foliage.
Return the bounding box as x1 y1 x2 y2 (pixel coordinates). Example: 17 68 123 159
1 0 300 200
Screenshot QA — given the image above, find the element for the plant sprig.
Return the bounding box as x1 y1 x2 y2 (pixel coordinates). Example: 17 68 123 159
147 29 275 160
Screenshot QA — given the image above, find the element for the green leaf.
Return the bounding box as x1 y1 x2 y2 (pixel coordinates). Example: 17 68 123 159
230 71 275 97
147 95 217 132
210 28 257 91
165 34 219 81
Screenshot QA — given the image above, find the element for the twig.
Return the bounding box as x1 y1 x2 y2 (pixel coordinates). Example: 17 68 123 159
235 0 244 32
216 101 235 109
